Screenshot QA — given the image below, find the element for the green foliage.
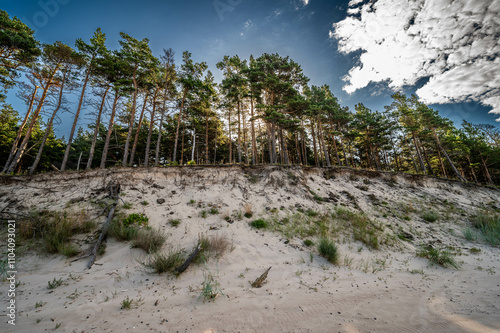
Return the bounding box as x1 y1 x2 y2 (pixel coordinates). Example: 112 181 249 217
122 202 133 209
169 219 181 227
122 213 149 227
47 278 64 290
334 208 382 250
244 212 253 218
417 247 460 269
187 160 196 165
471 211 500 246
318 238 339 264
303 239 314 247
209 207 219 215
250 219 268 229
422 211 439 223
199 267 223 302
140 200 149 206
120 297 131 309
17 210 94 256
108 219 138 241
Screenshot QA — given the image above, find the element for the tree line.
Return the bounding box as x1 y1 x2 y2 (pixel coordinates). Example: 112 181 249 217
1 10 499 184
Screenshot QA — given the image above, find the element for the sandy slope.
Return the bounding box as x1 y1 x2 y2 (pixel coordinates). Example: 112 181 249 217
0 165 499 333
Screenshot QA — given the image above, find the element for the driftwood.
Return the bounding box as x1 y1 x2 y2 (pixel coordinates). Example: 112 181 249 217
251 266 271 288
174 243 201 275
86 183 120 269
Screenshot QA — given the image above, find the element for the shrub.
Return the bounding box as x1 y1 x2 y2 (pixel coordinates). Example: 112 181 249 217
132 228 166 254
169 219 181 227
187 160 196 165
250 219 268 229
417 247 460 269
209 208 219 215
422 211 439 223
303 239 314 247
47 278 64 290
197 234 230 260
122 213 149 227
144 249 185 274
140 200 149 206
108 219 138 241
318 238 339 264
471 212 500 246
305 209 318 217
17 209 94 256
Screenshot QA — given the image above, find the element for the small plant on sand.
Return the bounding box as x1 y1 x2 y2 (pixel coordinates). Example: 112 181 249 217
144 248 185 274
123 213 149 227
169 219 181 227
120 296 133 309
199 266 223 302
47 277 64 290
318 238 339 265
35 301 45 308
243 203 253 218
462 227 477 241
303 239 314 247
131 228 166 254
200 210 208 218
305 209 318 217
417 246 460 269
140 200 149 206
209 207 219 215
122 202 133 209
422 211 439 223
250 219 268 229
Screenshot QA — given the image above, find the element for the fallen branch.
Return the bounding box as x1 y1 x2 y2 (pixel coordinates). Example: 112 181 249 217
174 243 201 275
86 183 120 270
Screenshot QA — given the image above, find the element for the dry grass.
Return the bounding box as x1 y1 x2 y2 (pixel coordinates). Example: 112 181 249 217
198 234 230 261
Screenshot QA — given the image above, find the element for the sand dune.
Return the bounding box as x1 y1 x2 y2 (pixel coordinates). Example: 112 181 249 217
1 165 499 332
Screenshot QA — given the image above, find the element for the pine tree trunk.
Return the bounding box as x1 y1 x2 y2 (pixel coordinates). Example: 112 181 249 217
61 71 90 171
228 108 232 164
412 132 427 175
144 91 158 166
250 96 256 165
100 92 120 169
191 128 195 162
130 92 150 166
6 66 59 174
437 149 447 178
155 106 166 167
2 86 39 174
318 118 331 167
205 107 209 164
30 75 67 174
431 127 467 182
122 71 139 166
237 101 242 164
310 120 318 166
480 154 493 185
420 141 435 177
173 87 188 162
87 87 110 170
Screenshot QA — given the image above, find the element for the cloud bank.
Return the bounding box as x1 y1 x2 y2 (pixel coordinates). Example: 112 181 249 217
331 0 500 120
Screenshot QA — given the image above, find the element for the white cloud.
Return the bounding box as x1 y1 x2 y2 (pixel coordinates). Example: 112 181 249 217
301 0 310 5
331 0 500 120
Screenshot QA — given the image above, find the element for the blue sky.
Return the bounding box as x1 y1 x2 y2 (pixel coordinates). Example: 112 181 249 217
3 0 499 138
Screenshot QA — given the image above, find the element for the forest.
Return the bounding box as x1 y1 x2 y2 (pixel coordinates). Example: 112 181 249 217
1 10 499 184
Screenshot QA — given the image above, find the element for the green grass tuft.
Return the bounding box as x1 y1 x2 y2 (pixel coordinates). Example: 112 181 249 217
422 211 439 223
318 238 339 264
417 246 460 269
250 219 268 229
